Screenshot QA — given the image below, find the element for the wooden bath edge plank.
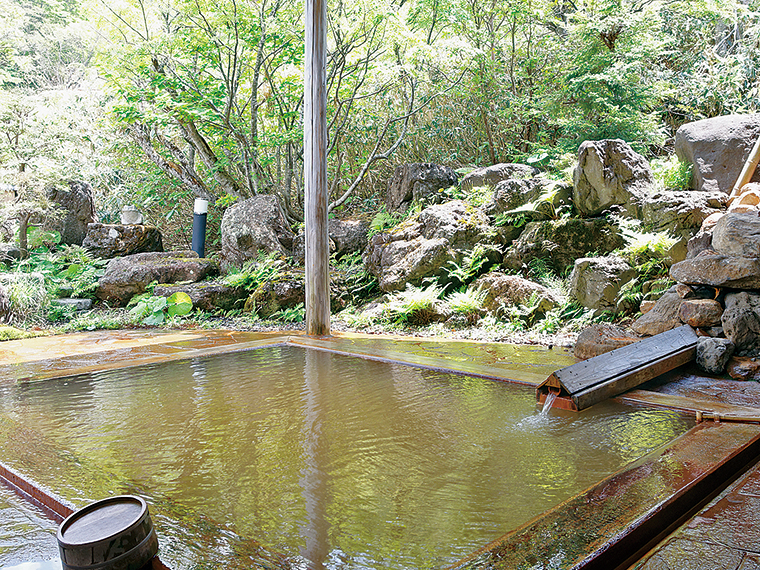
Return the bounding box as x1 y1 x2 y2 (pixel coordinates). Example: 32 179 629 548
286 335 546 385
0 460 75 523
449 421 760 570
619 389 760 422
6 337 293 384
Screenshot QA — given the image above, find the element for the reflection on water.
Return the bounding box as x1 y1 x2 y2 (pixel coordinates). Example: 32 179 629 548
0 347 694 569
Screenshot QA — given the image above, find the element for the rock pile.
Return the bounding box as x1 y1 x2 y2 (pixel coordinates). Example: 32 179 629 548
618 209 760 379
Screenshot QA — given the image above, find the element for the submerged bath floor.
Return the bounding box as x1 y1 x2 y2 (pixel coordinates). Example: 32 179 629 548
0 345 694 569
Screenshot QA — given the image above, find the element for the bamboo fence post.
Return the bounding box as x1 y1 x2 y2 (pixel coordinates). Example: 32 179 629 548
730 134 760 201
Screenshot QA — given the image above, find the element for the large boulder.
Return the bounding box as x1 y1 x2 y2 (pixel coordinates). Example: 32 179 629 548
96 251 219 306
638 190 727 240
502 218 624 275
46 180 97 246
722 292 760 355
472 272 558 318
675 114 760 194
573 139 655 216
670 253 760 289
460 163 536 192
711 212 760 257
364 200 497 292
328 219 369 258
221 195 295 266
244 273 305 318
385 163 458 212
292 218 368 263
83 223 163 259
631 287 683 336
569 256 636 311
153 281 247 311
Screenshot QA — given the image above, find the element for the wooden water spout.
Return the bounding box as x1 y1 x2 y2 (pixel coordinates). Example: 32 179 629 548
537 325 699 411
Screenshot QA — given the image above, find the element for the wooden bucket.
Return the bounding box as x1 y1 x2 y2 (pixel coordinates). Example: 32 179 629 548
57 495 158 570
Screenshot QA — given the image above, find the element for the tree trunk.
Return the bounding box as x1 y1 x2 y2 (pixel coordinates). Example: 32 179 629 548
304 0 330 336
18 212 30 260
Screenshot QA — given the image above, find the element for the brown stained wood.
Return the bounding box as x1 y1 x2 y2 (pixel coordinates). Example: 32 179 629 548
620 390 760 422
304 0 330 336
537 325 698 411
557 325 697 394
571 344 696 410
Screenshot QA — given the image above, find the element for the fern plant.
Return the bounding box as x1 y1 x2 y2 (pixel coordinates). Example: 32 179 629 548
446 286 486 324
386 283 443 325
223 252 285 292
271 303 306 323
443 245 493 288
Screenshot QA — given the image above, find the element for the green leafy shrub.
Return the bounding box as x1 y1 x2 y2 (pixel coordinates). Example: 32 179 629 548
463 185 492 208
368 208 401 237
0 272 48 324
61 311 134 333
129 292 193 325
14 245 107 299
0 325 37 340
651 156 692 191
446 286 486 324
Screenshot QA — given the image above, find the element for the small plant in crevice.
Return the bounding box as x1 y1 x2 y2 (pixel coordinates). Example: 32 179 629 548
331 251 379 307
443 245 494 289
651 156 692 191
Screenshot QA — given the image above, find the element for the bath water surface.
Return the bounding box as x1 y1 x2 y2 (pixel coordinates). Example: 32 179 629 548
0 346 693 569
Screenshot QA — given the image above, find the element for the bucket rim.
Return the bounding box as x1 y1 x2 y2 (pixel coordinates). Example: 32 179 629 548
57 494 149 547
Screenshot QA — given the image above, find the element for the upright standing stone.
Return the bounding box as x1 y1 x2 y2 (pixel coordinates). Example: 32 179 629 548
573 139 654 216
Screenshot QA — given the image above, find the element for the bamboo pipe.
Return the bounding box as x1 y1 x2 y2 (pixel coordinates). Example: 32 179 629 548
729 133 760 202
696 410 760 424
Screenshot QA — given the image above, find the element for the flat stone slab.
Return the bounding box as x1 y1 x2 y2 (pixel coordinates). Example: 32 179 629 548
454 422 760 570
670 254 760 289
50 298 93 311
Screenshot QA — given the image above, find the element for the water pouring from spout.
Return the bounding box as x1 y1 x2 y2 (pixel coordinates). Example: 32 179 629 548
541 391 558 415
